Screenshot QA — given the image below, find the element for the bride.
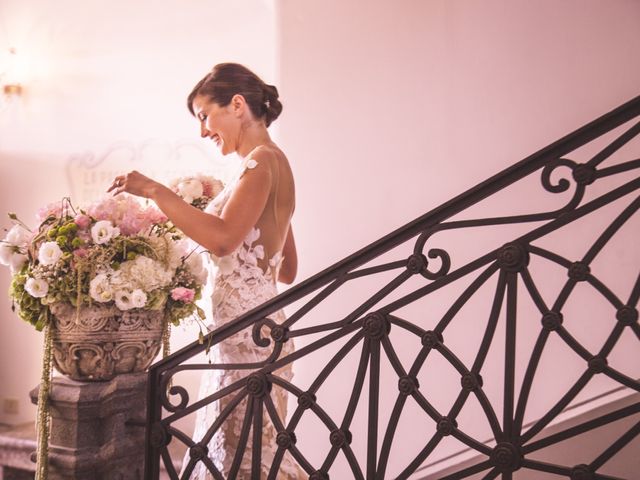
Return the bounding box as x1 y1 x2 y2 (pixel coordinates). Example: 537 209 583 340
109 63 302 479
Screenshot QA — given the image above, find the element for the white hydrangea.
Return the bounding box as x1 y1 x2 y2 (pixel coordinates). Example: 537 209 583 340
91 220 120 245
112 256 173 292
25 277 49 298
89 273 113 303
38 241 63 266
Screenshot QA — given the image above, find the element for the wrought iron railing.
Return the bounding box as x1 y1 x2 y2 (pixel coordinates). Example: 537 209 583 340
145 95 640 479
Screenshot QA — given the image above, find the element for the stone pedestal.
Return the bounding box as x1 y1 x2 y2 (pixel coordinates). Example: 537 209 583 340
29 373 146 480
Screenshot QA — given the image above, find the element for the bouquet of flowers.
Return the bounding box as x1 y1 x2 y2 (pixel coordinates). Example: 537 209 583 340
0 195 208 331
169 173 224 210
1 194 213 478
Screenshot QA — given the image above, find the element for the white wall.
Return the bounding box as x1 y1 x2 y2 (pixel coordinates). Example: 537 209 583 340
0 0 278 425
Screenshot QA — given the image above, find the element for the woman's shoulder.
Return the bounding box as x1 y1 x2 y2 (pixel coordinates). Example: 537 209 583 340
248 143 285 164
246 143 290 174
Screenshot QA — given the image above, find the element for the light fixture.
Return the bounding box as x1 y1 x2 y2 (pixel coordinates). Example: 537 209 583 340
2 48 24 96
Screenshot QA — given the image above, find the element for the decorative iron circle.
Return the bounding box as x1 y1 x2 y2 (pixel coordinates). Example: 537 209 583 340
189 443 208 461
461 372 483 392
570 464 594 480
271 325 290 342
616 306 638 326
407 253 428 275
246 373 271 397
276 431 297 449
572 164 596 186
421 330 443 348
149 422 170 447
541 311 563 331
436 417 457 436
568 262 591 281
363 312 390 340
329 429 352 447
398 376 419 396
298 392 317 410
490 442 523 472
497 243 530 273
588 356 608 374
309 471 329 480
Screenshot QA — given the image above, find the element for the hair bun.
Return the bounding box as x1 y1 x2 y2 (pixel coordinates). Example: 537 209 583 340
262 84 283 127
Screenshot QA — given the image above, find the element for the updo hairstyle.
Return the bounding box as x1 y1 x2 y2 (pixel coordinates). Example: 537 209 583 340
187 63 282 127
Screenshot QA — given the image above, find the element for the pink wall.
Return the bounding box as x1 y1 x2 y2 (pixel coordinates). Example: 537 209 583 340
0 0 638 476
277 0 640 476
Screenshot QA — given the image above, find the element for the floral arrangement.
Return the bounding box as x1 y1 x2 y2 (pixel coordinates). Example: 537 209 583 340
0 195 208 331
169 173 224 210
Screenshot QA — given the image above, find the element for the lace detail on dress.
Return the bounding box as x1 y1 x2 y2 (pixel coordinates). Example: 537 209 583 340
183 158 302 480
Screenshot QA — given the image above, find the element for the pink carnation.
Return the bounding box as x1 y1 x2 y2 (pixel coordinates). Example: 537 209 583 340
171 287 195 303
36 202 63 222
149 210 168 224
74 214 91 230
86 195 167 236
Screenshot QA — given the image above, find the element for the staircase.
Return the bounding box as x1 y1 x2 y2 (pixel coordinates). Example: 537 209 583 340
144 95 640 479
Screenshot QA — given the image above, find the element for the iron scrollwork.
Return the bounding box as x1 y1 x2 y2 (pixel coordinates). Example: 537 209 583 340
145 96 640 479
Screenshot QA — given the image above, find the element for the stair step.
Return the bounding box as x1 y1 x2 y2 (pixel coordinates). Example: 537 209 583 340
0 422 182 479
0 423 36 479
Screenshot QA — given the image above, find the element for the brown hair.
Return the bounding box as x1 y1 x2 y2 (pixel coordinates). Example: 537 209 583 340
187 63 283 127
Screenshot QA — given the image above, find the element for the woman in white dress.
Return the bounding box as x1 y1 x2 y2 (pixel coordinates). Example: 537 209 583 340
109 63 303 479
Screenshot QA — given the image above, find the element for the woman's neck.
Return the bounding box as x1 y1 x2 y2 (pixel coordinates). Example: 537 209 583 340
236 120 273 158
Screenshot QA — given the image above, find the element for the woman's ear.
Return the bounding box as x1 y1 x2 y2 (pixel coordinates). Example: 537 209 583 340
230 94 247 117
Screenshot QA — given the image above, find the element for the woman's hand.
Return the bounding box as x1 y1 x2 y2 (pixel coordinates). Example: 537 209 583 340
108 170 160 199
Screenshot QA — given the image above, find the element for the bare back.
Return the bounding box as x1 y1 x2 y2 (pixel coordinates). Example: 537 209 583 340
250 144 295 276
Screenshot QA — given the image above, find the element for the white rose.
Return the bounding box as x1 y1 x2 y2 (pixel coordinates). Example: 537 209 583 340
9 253 27 273
178 179 203 204
38 241 63 266
25 277 49 298
89 274 113 303
130 289 147 309
0 243 14 266
6 225 32 247
91 220 120 245
115 290 134 311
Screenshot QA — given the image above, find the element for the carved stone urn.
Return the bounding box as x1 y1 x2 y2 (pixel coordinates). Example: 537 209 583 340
49 302 164 381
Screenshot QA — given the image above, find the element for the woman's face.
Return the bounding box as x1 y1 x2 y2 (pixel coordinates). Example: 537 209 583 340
192 94 239 155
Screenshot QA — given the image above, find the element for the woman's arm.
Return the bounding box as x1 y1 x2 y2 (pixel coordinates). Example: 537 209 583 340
110 152 273 257
278 226 297 284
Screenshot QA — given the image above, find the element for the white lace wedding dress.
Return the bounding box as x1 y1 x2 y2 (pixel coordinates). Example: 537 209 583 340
184 158 303 479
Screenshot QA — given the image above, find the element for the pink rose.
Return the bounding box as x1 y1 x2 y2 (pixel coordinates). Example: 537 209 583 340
73 248 88 258
74 214 91 230
171 287 195 303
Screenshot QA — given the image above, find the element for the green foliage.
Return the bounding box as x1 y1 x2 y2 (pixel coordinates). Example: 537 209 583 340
4 198 206 332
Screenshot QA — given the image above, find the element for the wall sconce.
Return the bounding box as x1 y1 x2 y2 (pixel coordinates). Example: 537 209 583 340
2 48 24 96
